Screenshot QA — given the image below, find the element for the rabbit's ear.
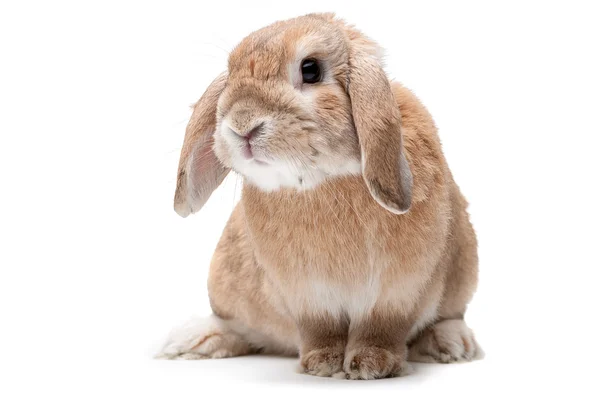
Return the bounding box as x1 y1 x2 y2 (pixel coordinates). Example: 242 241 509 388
347 39 413 214
174 73 229 217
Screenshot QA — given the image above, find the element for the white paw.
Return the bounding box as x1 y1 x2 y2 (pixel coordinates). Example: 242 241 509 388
155 315 250 360
408 319 483 363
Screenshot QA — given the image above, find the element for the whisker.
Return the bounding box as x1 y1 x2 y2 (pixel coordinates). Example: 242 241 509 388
233 173 240 211
193 40 232 56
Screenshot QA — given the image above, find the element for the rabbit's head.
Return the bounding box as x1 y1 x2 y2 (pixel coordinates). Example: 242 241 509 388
174 13 412 217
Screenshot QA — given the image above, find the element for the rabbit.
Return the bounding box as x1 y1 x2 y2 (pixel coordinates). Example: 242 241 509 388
157 13 482 380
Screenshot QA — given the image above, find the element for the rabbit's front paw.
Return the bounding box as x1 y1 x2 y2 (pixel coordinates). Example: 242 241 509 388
301 347 345 377
343 346 409 380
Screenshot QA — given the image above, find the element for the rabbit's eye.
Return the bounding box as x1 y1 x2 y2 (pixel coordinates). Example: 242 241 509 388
301 58 321 84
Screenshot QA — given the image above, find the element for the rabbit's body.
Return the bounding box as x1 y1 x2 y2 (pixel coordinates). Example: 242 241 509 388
158 14 481 379
203 82 478 358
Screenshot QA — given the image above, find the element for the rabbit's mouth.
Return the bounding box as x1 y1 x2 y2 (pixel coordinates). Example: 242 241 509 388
240 138 269 166
220 123 273 166
215 114 361 193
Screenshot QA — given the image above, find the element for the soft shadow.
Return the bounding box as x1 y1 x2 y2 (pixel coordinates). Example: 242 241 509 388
247 356 444 387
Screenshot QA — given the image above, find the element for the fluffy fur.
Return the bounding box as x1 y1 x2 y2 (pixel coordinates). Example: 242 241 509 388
158 13 481 380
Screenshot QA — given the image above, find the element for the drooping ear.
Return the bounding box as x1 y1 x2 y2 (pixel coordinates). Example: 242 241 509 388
346 36 413 214
174 72 229 217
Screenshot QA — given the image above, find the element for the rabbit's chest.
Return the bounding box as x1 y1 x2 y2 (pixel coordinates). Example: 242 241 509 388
241 180 438 317
249 217 393 318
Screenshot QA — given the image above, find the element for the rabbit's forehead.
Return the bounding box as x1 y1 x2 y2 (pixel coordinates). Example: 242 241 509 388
227 19 345 80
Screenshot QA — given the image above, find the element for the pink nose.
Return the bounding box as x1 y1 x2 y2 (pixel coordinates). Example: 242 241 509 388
238 122 264 140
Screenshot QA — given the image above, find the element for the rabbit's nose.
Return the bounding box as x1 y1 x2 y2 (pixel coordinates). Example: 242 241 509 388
239 122 265 140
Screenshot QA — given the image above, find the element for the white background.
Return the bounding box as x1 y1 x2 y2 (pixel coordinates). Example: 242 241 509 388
1 0 599 396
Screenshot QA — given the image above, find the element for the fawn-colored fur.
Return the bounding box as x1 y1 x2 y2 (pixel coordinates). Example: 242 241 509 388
159 13 481 380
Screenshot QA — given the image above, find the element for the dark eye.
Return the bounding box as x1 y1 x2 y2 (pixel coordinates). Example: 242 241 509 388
301 58 321 84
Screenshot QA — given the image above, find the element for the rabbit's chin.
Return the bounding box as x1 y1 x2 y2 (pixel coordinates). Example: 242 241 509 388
232 155 362 192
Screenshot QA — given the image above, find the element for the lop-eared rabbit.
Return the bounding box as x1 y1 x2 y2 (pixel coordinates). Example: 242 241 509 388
157 13 482 380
